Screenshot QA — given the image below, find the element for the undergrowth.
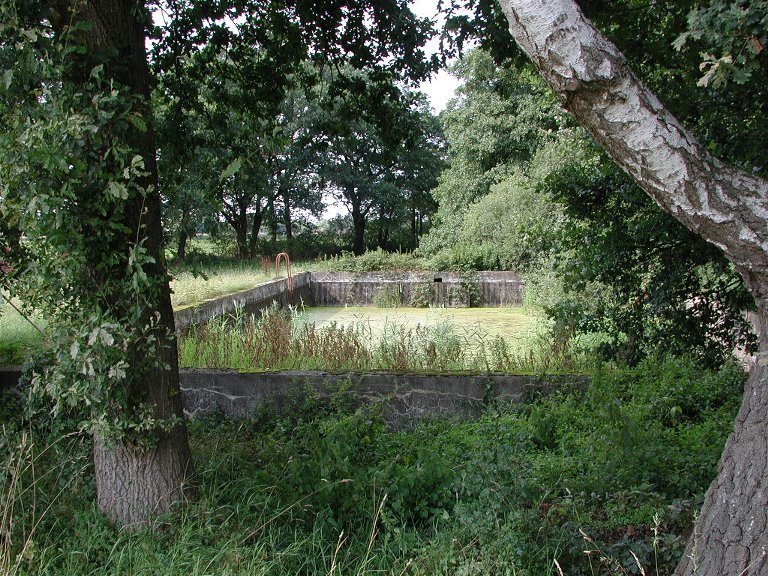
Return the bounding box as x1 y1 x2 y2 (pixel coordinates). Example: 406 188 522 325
0 356 744 575
177 304 593 373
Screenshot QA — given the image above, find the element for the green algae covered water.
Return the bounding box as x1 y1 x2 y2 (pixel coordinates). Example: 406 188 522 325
299 306 546 352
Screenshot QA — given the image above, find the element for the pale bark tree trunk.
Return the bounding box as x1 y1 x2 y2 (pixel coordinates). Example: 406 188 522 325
64 0 195 529
496 1 768 574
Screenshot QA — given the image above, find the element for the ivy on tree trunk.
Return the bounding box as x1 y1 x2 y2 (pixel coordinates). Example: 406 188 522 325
1 0 195 529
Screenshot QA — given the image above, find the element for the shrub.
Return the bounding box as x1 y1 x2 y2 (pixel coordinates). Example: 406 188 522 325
371 284 403 308
409 282 434 308
315 248 426 273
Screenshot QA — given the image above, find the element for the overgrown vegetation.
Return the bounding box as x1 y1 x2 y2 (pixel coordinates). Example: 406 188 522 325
177 304 589 373
1 356 744 575
0 300 45 365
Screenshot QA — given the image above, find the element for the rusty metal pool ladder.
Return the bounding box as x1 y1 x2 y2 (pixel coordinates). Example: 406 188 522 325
275 252 293 301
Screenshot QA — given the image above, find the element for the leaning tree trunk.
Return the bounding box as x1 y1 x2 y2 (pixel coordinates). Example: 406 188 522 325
68 0 194 529
496 0 768 574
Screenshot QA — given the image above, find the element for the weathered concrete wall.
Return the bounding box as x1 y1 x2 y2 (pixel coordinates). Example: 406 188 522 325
174 272 312 330
0 366 21 392
310 271 524 307
0 367 586 427
180 370 584 427
474 272 526 306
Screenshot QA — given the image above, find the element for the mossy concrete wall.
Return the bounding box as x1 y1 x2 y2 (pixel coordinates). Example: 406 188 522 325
310 271 524 307
180 370 584 427
174 272 312 330
1 367 585 427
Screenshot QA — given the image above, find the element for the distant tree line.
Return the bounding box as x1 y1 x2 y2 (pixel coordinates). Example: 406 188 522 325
154 43 445 260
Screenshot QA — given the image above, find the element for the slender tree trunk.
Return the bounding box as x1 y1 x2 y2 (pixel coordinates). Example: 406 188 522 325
267 196 277 243
177 211 189 263
282 190 293 241
497 1 768 573
177 229 188 263
351 201 366 255
63 0 194 529
235 204 248 258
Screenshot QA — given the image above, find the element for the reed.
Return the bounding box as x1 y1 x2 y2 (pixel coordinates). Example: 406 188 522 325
177 304 594 373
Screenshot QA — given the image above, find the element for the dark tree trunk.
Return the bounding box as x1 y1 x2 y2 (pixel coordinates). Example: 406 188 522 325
265 196 276 243
234 205 248 258
176 212 189 263
497 1 768 573
177 229 188 263
282 191 293 241
351 201 366 255
249 203 263 256
69 0 194 528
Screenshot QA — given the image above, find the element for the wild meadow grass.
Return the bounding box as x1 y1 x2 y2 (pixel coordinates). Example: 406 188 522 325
170 260 304 309
0 298 46 365
177 304 596 373
0 357 745 575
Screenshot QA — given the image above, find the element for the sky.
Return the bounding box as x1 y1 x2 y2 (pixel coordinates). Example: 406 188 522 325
410 0 463 113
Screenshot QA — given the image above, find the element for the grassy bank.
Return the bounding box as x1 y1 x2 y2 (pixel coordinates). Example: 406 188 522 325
170 260 305 309
1 357 744 575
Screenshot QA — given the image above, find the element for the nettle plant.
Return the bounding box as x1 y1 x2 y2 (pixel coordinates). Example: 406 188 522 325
0 9 176 446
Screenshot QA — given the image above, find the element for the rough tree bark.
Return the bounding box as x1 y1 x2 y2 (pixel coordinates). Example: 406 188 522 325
65 0 194 529
496 1 768 574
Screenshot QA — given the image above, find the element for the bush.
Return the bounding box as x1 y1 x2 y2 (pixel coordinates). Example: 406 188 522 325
371 284 403 308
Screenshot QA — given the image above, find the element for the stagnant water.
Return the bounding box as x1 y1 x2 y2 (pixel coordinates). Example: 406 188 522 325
298 306 546 351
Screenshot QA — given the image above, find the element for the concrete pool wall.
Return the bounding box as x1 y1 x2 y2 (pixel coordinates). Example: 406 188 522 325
0 366 586 428
310 271 524 308
174 271 525 330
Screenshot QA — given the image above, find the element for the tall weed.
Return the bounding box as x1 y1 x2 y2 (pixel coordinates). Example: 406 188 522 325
177 305 592 373
0 356 742 575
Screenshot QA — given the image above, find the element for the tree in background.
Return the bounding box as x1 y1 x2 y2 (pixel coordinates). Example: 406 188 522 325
430 2 758 365
533 0 761 366
0 0 435 528
266 81 325 246
544 143 756 367
152 1 440 260
315 75 444 255
496 0 768 573
419 50 572 270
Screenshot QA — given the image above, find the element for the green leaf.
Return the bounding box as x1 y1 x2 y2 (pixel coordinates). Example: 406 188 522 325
107 181 128 199
1 69 12 90
130 114 147 133
220 157 242 181
731 67 751 84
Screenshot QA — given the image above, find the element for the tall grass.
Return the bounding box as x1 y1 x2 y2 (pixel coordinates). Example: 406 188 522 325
177 304 594 373
0 298 46 365
0 356 744 575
